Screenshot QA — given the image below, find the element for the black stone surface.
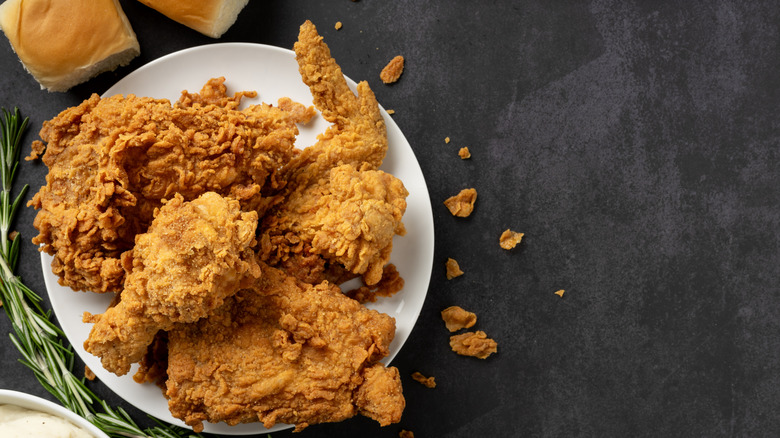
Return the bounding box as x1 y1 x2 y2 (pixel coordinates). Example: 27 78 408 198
0 1 779 437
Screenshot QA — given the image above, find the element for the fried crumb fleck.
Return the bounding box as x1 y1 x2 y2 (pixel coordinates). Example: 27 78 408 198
449 331 498 359
26 140 46 161
445 258 463 280
386 109 395 115
346 264 404 303
85 365 96 381
9 231 18 241
411 371 436 388
400 430 415 438
555 289 565 298
441 306 477 332
445 137 451 144
335 21 343 30
458 147 471 159
380 55 405 84
444 188 477 217
499 229 524 250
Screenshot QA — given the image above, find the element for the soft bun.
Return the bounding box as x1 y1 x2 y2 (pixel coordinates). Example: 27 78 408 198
137 0 249 38
0 0 139 92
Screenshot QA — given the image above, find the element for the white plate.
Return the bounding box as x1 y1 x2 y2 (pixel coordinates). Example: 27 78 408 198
44 43 434 435
0 389 109 438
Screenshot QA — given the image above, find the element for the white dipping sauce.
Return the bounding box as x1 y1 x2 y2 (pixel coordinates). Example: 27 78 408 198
0 404 94 438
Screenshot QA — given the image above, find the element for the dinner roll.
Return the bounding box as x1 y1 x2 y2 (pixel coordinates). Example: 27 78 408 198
0 0 140 92
137 0 249 38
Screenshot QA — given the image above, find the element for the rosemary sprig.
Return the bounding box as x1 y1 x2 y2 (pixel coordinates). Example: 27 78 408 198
0 107 203 438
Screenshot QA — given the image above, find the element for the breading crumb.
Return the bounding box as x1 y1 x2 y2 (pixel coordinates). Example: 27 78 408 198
26 140 46 161
441 306 476 332
449 331 498 359
380 55 405 84
411 371 436 388
335 21 343 30
445 136 451 143
445 258 463 280
400 430 414 438
458 147 471 159
499 229 524 250
346 264 404 303
554 289 565 298
85 365 96 381
444 188 477 217
386 109 395 115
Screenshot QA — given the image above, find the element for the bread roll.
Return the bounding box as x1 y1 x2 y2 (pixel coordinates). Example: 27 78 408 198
0 0 140 92
137 0 249 38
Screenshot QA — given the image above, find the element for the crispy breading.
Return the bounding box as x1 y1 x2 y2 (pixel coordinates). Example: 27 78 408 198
260 21 407 286
499 229 524 250
380 55 405 84
165 263 404 432
441 306 477 332
444 188 477 217
411 371 436 388
83 192 260 376
445 257 464 280
30 77 306 293
449 331 498 359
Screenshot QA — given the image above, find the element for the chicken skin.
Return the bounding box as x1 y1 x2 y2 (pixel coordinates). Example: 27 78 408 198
83 192 261 376
165 263 404 432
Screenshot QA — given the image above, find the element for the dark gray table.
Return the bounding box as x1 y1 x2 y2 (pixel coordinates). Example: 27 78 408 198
1 1 779 437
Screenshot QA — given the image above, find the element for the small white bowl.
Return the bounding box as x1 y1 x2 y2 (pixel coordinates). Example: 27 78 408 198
0 389 108 438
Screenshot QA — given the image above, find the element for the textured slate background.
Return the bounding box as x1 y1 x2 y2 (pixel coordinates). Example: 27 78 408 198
1 1 779 437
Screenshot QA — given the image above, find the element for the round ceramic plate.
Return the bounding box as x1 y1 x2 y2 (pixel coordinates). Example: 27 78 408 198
44 43 434 435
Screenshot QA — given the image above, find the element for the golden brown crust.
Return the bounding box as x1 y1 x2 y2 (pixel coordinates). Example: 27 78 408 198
441 306 477 332
449 331 498 359
444 188 478 217
165 264 402 432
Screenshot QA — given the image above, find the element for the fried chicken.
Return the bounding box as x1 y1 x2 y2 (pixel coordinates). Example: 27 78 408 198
30 77 309 293
165 263 404 432
83 192 261 376
260 21 408 286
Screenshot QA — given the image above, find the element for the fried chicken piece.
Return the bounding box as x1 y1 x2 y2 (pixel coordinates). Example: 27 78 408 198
83 192 261 376
30 77 306 293
260 21 407 285
165 263 404 432
262 164 407 285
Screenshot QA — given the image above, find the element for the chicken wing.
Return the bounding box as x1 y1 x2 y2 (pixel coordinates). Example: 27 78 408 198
83 192 261 376
260 21 408 286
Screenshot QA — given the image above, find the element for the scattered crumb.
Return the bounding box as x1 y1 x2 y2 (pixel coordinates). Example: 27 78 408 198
444 188 477 217
449 331 498 359
346 264 404 303
26 140 46 161
445 136 451 144
445 258 463 280
335 21 343 30
400 430 414 438
499 229 524 250
458 147 471 159
84 365 96 381
554 289 565 298
411 371 436 388
386 109 395 115
8 231 18 241
441 306 477 332
380 55 405 84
